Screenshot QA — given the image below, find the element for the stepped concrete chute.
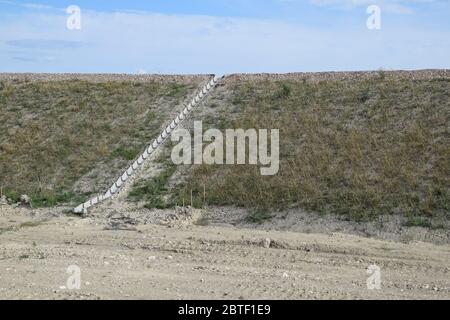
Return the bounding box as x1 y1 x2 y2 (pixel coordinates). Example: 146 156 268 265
73 75 224 215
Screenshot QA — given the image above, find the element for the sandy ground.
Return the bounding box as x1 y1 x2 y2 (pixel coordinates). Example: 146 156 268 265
0 204 449 300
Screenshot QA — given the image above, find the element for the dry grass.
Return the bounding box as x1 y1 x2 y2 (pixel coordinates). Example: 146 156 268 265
176 74 450 221
1 72 449 222
0 78 200 205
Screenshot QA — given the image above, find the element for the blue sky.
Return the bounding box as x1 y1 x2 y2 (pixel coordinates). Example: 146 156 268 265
0 0 449 74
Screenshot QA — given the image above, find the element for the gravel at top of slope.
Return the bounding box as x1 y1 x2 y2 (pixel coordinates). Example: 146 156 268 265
1 69 448 84
225 69 450 82
0 73 212 84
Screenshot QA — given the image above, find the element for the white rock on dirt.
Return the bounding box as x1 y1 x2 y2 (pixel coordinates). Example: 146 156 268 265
0 196 7 206
20 195 30 205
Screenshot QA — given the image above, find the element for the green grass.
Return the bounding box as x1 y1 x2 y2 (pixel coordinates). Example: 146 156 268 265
2 188 90 207
29 191 91 208
112 146 140 161
128 160 177 209
275 83 292 99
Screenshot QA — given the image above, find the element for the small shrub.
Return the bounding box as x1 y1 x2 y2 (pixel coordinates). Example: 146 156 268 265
275 83 292 99
113 146 140 161
167 83 187 97
5 190 21 203
1 83 15 98
358 87 371 103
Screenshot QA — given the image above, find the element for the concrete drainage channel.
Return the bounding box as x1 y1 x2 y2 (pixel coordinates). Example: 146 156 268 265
73 75 225 215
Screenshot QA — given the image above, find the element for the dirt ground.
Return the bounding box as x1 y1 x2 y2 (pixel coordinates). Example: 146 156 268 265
0 203 449 300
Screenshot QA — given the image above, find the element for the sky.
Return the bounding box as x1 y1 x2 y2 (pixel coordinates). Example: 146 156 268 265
0 0 449 74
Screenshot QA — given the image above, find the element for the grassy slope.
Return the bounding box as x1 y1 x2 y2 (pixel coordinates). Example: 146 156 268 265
0 77 201 206
176 73 450 221
1 72 449 222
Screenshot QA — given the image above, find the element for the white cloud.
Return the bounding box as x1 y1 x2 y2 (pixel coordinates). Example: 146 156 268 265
308 0 440 14
0 0 58 11
0 8 448 73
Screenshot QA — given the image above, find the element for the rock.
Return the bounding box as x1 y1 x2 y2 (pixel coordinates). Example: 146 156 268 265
20 194 31 205
263 238 272 249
